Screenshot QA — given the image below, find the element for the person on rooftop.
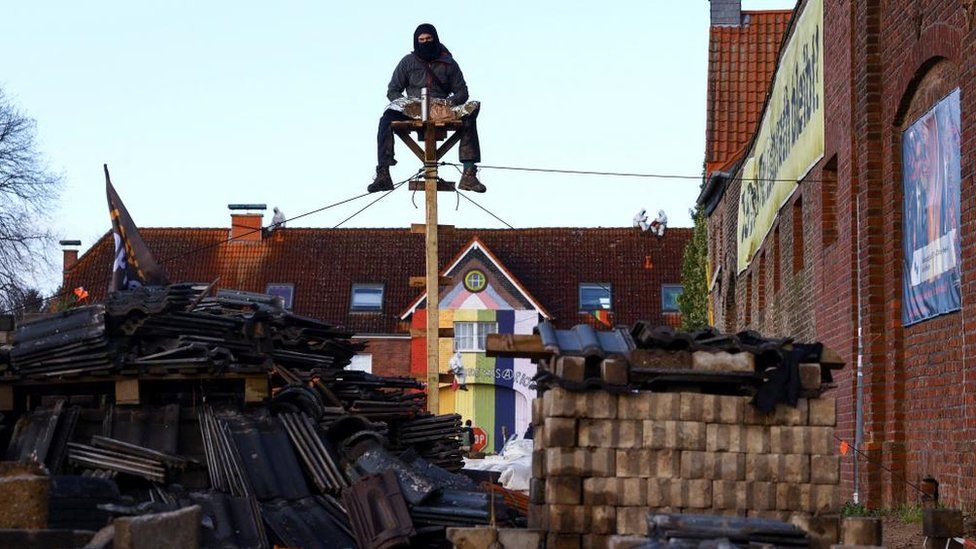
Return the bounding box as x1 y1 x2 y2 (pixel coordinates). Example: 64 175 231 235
368 23 485 193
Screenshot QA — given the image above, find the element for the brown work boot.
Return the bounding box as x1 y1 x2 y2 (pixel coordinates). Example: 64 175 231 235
367 165 394 193
458 166 486 193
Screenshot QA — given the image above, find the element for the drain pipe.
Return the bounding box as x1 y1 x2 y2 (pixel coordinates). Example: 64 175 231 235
853 194 865 504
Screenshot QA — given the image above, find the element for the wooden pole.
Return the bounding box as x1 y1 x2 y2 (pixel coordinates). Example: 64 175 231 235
423 92 440 415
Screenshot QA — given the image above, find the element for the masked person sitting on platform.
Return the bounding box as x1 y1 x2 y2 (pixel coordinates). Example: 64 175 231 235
369 23 485 193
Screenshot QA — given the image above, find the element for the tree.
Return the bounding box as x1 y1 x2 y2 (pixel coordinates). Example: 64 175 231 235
0 88 62 311
677 206 709 330
7 286 45 321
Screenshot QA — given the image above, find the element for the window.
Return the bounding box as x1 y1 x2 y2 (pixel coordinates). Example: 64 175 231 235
822 155 838 246
579 283 612 311
348 354 372 373
773 225 781 295
661 284 683 312
758 252 766 311
454 321 497 352
463 269 487 292
350 284 384 311
792 197 804 274
745 272 753 325
266 283 294 309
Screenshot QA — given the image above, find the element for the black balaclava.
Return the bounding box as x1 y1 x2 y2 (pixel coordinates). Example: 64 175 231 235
413 23 441 62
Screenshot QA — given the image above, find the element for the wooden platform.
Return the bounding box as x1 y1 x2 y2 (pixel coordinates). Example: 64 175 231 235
390 119 463 131
0 369 271 409
485 334 553 360
408 179 455 192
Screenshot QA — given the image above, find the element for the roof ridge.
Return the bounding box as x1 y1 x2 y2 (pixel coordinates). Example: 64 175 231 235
133 226 691 232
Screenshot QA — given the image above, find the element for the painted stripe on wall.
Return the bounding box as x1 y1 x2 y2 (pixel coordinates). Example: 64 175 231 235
472 382 495 452
494 384 515 452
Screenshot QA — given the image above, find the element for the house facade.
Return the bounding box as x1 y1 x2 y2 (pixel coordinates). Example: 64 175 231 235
701 0 976 508
63 211 690 453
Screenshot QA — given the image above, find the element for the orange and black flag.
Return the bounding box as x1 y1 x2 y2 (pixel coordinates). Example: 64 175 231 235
105 164 169 293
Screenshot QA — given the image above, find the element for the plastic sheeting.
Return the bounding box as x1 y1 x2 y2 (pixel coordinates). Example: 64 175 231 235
385 97 480 121
462 438 532 492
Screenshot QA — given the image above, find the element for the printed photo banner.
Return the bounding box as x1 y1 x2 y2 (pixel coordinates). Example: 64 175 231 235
736 0 824 273
902 89 962 325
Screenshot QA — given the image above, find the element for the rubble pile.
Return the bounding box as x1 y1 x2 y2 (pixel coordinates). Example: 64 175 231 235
0 284 515 548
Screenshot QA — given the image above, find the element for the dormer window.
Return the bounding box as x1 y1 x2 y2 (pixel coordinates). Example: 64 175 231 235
351 284 384 312
266 283 294 309
579 283 612 312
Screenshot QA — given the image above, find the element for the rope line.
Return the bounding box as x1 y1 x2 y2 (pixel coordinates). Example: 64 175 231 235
4 170 423 316
441 161 827 184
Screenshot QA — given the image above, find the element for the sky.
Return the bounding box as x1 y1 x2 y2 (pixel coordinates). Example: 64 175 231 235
1 1 793 289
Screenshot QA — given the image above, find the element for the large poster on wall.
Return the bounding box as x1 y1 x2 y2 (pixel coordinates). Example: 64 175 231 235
902 88 962 326
736 0 824 272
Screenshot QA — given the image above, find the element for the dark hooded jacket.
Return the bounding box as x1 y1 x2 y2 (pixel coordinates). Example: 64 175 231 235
386 26 469 105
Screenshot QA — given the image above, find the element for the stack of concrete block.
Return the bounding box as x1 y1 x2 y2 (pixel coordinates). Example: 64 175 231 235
528 386 840 548
0 462 50 530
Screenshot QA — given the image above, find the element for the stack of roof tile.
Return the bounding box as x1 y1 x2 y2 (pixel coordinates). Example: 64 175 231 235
0 283 513 549
532 321 845 408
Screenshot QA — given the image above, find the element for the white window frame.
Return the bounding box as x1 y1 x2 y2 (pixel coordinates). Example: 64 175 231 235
579 283 612 312
350 283 384 312
454 321 498 352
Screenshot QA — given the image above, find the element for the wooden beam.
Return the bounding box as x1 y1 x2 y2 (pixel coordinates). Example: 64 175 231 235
410 328 455 338
115 379 140 406
408 179 455 192
393 130 426 161
410 276 452 287
0 384 13 411
424 114 441 416
436 131 464 160
485 333 553 360
438 372 457 384
244 375 269 403
411 223 454 234
390 120 424 130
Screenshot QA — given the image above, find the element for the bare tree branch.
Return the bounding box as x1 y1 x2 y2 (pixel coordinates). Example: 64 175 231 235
0 88 63 311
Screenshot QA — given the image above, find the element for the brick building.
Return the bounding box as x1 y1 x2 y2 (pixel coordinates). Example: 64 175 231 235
700 0 976 508
62 208 689 450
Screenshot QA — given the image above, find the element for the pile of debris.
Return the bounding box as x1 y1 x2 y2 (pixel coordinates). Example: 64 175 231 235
641 513 812 547
0 284 516 548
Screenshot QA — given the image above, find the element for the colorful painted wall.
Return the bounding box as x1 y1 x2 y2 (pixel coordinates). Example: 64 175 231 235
411 308 538 453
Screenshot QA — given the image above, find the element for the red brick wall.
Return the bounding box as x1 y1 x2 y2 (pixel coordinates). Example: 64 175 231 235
704 0 976 509
874 5 972 508
357 337 411 378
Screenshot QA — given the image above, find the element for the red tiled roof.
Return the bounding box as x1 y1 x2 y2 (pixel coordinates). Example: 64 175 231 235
705 10 793 176
63 227 691 334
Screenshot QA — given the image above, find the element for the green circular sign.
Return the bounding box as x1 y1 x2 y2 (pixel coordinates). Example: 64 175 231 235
464 270 487 292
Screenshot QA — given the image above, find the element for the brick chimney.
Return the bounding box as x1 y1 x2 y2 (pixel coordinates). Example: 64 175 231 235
228 204 266 242
59 239 81 274
709 0 741 26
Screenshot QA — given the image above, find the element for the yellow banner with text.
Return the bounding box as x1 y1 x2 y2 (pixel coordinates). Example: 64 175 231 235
737 0 824 273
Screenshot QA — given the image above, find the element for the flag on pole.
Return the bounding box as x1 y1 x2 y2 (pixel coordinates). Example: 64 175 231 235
105 165 169 293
